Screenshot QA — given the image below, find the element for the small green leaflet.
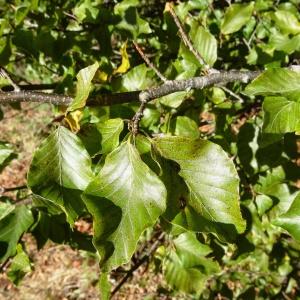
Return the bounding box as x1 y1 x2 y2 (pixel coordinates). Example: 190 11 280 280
221 2 254 35
244 68 300 96
28 126 94 225
82 140 166 271
154 136 245 233
0 205 34 262
263 97 300 134
273 193 300 241
67 62 99 112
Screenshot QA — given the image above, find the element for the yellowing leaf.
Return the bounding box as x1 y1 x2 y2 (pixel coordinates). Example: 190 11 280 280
96 70 108 82
65 109 83 133
113 42 130 74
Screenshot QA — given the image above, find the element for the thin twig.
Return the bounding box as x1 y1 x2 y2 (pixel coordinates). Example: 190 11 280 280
111 232 165 297
133 42 168 82
166 2 210 72
0 67 20 91
219 85 244 103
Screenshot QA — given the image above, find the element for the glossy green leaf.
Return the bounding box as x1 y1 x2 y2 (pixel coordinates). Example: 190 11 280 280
263 97 300 133
83 140 166 271
154 136 245 233
67 62 99 112
271 10 300 35
0 205 34 262
221 2 254 34
244 68 300 96
96 118 124 154
273 194 300 241
189 26 217 67
28 126 94 225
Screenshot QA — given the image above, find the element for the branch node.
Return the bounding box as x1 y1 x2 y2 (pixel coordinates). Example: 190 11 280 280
129 91 150 135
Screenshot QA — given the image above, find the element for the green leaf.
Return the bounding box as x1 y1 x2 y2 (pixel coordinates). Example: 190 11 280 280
221 2 254 35
271 10 300 35
73 0 99 23
120 64 155 91
114 0 152 38
273 194 300 241
96 118 124 154
0 202 15 221
163 232 219 295
173 116 200 139
270 33 300 54
254 167 296 216
163 249 207 295
0 205 34 262
0 141 15 167
173 232 212 258
189 26 217 67
154 136 245 233
159 91 192 108
28 126 94 225
67 62 99 112
7 244 31 285
82 140 166 271
244 68 300 97
263 97 300 134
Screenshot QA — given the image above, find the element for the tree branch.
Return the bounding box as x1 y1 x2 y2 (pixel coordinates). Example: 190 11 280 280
0 70 262 107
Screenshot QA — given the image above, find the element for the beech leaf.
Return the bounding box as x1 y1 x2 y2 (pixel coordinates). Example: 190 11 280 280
273 193 300 241
82 140 166 271
154 136 245 233
28 126 94 225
